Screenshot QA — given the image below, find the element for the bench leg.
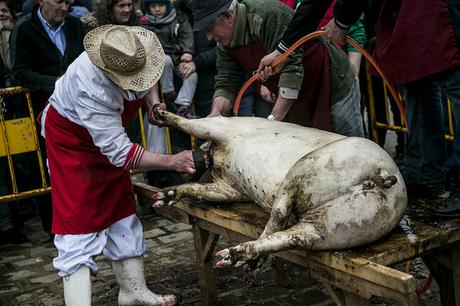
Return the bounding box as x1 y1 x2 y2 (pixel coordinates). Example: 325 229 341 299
343 291 370 306
191 220 219 306
423 243 460 306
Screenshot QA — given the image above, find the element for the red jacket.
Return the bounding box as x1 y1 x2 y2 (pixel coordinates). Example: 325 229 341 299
375 0 460 85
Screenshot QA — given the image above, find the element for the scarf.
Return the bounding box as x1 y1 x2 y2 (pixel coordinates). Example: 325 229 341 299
146 8 177 26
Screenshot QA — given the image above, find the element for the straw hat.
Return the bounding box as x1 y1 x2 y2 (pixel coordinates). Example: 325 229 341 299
84 25 165 91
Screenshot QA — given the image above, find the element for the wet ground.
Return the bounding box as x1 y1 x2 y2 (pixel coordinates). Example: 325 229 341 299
0 192 442 306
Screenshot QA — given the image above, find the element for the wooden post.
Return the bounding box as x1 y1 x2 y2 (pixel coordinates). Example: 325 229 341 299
191 217 220 306
423 252 455 306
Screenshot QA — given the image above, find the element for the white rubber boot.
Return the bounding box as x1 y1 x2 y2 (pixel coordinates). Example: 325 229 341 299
112 256 176 306
63 265 91 306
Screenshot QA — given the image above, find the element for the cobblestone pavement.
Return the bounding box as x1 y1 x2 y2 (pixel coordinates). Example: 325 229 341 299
0 200 441 306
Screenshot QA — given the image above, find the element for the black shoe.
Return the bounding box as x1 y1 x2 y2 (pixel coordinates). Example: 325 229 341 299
406 182 448 200
0 227 28 245
431 194 460 218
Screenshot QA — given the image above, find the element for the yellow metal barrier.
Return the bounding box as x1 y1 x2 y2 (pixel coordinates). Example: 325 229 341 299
366 63 455 143
365 35 456 144
366 60 408 144
0 87 50 203
445 98 454 141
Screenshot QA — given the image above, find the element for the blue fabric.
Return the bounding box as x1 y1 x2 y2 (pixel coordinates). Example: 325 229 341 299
237 84 255 117
69 6 90 18
432 66 460 174
399 79 447 185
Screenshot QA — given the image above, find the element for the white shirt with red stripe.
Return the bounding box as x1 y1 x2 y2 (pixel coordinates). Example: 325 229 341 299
42 52 147 169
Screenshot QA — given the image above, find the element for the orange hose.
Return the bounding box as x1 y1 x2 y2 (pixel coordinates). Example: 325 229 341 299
232 30 407 129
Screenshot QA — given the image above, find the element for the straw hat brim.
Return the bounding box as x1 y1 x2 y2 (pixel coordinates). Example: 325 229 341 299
84 25 165 92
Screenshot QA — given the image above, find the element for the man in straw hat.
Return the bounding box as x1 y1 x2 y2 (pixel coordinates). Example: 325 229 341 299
40 25 195 305
192 0 364 137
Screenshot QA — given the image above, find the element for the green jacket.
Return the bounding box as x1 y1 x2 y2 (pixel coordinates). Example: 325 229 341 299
214 0 354 105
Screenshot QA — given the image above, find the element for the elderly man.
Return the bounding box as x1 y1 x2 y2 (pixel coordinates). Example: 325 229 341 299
192 0 364 137
10 0 86 236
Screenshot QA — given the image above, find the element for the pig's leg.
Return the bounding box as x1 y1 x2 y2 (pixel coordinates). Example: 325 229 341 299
153 181 249 207
156 110 235 142
259 191 295 239
215 222 321 267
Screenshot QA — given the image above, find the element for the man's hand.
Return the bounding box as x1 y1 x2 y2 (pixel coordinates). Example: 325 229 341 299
257 49 283 80
322 18 348 46
179 61 196 78
171 150 196 174
270 93 295 121
144 84 166 125
147 102 167 126
181 53 193 62
208 96 233 117
260 85 276 103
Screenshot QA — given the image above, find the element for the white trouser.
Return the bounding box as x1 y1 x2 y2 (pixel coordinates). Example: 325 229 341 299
53 214 147 277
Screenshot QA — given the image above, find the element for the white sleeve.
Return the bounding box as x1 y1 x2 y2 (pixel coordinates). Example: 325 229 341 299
74 68 134 167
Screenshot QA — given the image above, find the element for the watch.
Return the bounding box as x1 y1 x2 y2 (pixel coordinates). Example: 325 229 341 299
267 114 275 120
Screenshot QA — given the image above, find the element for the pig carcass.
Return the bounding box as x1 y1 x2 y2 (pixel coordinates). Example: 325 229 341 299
153 111 407 267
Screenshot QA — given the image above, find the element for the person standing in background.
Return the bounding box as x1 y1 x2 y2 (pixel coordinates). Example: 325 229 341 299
10 0 86 239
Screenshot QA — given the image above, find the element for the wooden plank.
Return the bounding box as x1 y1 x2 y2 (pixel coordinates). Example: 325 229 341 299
191 221 218 306
154 206 190 224
356 222 460 266
310 266 418 306
276 250 416 295
191 216 417 297
202 231 219 262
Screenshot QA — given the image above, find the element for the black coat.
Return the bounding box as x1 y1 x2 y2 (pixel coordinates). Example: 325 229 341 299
10 6 86 112
192 30 217 117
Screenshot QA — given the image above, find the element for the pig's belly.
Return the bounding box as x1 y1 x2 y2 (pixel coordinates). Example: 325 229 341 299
213 131 344 211
284 137 406 249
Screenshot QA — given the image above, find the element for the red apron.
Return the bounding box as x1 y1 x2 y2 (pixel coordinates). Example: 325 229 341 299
227 41 332 130
45 99 143 234
375 0 460 85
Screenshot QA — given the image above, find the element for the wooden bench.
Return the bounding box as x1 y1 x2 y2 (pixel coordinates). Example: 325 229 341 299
133 181 460 306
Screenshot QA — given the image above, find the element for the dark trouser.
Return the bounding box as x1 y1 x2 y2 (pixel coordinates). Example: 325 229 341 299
399 79 446 186
400 66 460 186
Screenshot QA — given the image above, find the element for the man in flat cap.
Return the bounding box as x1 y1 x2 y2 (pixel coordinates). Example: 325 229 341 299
192 0 364 137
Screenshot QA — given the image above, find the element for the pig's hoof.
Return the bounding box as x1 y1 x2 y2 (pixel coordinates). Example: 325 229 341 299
151 188 179 208
238 255 267 272
215 249 233 267
215 245 256 268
